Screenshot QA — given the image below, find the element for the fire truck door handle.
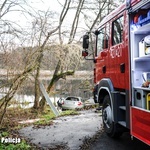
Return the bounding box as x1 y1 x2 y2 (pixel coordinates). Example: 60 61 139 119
120 63 125 73
102 65 106 73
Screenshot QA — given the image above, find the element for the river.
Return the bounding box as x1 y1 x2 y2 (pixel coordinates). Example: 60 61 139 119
0 71 93 109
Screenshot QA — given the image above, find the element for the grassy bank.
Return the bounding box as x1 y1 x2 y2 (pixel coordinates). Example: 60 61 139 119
0 105 79 149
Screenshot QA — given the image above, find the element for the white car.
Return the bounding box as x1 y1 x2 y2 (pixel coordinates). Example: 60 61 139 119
61 96 84 110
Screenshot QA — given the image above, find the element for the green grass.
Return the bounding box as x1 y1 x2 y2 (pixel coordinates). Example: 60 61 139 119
60 110 79 116
0 141 31 150
34 107 56 125
34 109 79 125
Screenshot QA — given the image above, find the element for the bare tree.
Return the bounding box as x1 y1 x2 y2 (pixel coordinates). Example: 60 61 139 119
0 0 29 39
83 0 124 32
58 0 71 44
0 0 125 125
28 9 59 109
38 0 86 110
39 43 82 110
68 0 85 44
0 0 83 120
29 0 74 110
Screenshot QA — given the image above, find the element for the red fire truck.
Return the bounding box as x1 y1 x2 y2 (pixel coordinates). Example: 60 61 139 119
82 0 150 146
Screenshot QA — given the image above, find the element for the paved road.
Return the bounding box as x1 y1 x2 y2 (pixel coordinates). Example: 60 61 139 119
88 131 150 150
19 109 102 150
19 109 150 150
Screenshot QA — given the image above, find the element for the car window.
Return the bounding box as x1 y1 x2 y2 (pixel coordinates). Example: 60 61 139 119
66 97 71 100
66 97 79 101
73 98 79 101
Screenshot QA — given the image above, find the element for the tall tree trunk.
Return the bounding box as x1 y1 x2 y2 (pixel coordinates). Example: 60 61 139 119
0 69 30 126
39 60 75 111
33 28 59 110
33 69 40 109
39 60 61 111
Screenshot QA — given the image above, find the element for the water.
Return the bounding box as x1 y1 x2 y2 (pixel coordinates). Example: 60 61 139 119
0 78 93 109
0 92 60 109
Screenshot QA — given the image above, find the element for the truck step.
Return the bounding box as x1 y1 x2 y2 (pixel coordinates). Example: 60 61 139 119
120 92 126 95
119 106 126 110
118 121 126 127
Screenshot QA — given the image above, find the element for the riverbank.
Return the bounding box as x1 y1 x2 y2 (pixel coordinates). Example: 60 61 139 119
19 109 102 150
0 69 93 80
0 106 74 149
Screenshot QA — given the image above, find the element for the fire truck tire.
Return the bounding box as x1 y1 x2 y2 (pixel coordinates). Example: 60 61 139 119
102 95 122 138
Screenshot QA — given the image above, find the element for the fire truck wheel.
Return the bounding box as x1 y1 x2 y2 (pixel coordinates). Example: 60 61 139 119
102 95 122 138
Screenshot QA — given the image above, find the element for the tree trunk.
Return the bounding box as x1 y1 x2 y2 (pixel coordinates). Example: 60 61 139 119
33 69 40 109
38 60 61 111
39 61 74 111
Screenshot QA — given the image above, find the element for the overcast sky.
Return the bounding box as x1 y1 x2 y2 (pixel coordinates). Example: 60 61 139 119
2 0 88 45
3 0 62 27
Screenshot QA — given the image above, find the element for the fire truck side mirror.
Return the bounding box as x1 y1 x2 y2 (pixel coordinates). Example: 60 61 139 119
83 34 89 49
82 50 88 57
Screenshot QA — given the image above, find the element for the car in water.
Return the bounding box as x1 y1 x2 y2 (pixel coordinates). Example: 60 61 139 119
61 96 84 110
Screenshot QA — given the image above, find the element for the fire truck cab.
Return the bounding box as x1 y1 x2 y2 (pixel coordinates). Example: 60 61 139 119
82 0 150 146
